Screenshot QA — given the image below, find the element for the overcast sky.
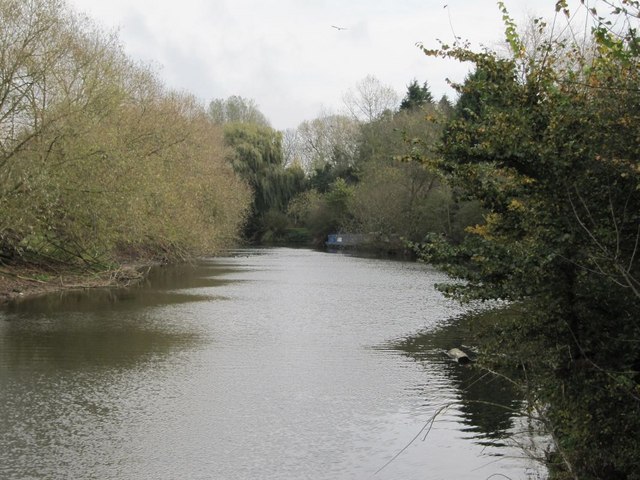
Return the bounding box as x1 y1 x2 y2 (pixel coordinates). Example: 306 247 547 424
66 0 571 130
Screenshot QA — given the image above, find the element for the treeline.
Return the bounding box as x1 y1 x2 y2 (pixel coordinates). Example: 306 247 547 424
0 0 250 269
213 77 481 250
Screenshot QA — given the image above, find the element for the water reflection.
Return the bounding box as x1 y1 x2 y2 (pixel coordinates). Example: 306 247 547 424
0 319 199 370
3 262 241 317
3 289 218 316
138 261 243 291
0 249 544 480
392 311 526 445
0 262 229 372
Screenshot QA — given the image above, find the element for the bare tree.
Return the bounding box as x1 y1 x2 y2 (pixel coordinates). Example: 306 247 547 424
281 127 300 168
342 75 399 123
296 111 359 171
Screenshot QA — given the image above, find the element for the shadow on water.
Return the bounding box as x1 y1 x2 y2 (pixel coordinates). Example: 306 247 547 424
2 261 242 317
389 309 523 446
0 261 240 371
138 261 245 291
0 321 200 371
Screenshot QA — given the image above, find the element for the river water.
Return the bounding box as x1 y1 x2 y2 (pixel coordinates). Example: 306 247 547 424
0 248 545 479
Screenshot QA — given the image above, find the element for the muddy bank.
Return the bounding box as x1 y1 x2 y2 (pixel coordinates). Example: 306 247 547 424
0 263 149 305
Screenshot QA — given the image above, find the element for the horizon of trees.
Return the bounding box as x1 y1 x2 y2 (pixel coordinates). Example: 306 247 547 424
221 74 474 248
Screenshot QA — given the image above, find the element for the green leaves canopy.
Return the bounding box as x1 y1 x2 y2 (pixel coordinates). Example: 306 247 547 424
417 3 640 478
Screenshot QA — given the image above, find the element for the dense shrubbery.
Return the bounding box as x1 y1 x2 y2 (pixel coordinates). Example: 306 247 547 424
415 2 640 477
0 0 250 268
275 81 482 249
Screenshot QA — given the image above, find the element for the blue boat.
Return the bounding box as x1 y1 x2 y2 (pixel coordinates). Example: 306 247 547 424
326 233 367 248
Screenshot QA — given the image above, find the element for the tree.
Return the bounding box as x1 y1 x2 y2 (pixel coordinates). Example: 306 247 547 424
295 112 360 173
281 128 300 167
208 95 270 126
342 74 399 122
416 2 640 478
0 0 250 266
223 123 305 240
399 79 434 111
436 94 455 119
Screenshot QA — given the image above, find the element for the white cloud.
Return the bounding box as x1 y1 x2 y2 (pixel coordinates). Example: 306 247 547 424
67 0 578 129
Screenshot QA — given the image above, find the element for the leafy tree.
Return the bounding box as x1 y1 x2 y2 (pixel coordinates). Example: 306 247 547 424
416 2 640 478
208 95 270 126
351 103 480 244
0 0 250 267
285 179 355 246
309 179 354 242
399 79 434 111
223 123 305 240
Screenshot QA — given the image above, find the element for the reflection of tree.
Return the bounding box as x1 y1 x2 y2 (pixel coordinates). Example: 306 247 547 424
394 311 522 443
4 262 237 316
0 323 199 370
449 361 521 444
0 261 239 370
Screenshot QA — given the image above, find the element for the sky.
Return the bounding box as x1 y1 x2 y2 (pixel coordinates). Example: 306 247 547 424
66 0 572 130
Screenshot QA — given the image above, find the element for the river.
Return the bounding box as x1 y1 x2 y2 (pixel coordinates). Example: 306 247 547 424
0 248 545 479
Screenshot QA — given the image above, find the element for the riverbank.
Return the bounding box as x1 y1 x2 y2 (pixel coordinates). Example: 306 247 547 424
0 263 149 305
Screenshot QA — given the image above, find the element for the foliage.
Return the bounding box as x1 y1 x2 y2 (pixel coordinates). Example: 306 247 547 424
208 95 270 126
223 123 305 240
282 78 483 250
416 2 640 478
352 105 481 244
286 180 354 245
0 0 250 267
399 79 434 111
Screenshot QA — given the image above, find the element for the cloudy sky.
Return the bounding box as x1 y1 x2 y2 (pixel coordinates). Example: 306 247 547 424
66 0 572 130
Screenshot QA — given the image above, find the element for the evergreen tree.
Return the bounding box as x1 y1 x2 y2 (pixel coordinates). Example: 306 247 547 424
399 79 434 111
437 94 455 118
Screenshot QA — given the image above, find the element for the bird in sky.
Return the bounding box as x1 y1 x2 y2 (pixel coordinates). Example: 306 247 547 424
331 25 347 31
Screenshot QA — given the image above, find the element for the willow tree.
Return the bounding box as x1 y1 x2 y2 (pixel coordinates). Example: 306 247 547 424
416 2 640 478
0 0 250 267
223 123 305 240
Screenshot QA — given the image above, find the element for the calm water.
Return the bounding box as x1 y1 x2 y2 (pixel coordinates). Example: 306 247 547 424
0 248 545 479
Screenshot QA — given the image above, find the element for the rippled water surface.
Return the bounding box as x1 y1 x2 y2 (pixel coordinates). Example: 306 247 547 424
0 248 544 479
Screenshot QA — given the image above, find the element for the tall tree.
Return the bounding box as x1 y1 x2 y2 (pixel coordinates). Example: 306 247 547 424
223 123 304 240
208 95 270 126
342 74 399 122
399 79 434 111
